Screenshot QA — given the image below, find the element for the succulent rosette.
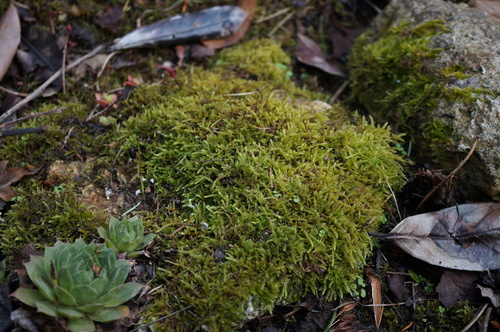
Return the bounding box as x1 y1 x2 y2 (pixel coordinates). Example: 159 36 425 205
97 216 156 258
12 239 142 332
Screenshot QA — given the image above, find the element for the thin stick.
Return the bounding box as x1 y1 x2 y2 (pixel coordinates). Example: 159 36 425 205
0 86 29 97
0 106 66 129
255 7 291 23
0 44 106 124
413 138 479 214
329 80 348 104
62 28 70 94
268 11 294 37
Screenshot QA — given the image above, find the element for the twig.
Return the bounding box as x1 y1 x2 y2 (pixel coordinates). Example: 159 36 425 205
255 7 291 23
0 44 106 124
413 137 479 214
95 51 117 92
0 126 47 137
268 11 295 37
0 106 66 129
329 80 348 104
0 86 29 97
62 27 71 94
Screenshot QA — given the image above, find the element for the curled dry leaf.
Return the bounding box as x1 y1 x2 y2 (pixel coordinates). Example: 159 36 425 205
296 33 346 77
0 161 35 202
477 284 500 307
373 203 500 271
366 269 383 330
0 4 21 81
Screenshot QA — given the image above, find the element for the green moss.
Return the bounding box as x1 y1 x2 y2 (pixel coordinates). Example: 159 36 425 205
117 38 404 330
348 20 488 159
0 183 107 254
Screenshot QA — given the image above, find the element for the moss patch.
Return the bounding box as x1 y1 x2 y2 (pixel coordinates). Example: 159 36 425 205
348 20 487 159
0 183 107 254
116 38 404 330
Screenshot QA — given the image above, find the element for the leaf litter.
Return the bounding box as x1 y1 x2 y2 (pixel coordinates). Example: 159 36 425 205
373 203 500 271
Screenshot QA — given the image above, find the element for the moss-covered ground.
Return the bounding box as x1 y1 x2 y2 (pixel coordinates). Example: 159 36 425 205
0 1 490 331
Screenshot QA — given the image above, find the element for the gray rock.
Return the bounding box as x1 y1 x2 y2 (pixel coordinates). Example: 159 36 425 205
350 0 500 200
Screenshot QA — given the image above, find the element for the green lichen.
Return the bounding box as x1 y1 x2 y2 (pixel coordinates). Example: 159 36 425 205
348 19 487 159
117 38 404 330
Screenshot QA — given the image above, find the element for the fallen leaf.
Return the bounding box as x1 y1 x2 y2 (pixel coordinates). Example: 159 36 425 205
436 270 481 308
472 0 500 23
387 274 409 302
0 4 21 82
0 161 34 202
94 6 123 33
478 284 500 307
202 0 256 49
366 269 383 330
296 33 346 77
112 5 249 51
373 203 500 271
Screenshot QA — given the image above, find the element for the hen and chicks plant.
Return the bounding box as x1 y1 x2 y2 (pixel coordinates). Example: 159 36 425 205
12 239 142 332
97 215 156 258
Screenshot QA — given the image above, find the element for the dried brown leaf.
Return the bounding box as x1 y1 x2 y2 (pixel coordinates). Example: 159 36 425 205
0 160 30 201
387 274 409 302
375 203 500 271
296 33 346 77
0 4 21 81
367 269 383 330
478 284 500 307
436 270 481 308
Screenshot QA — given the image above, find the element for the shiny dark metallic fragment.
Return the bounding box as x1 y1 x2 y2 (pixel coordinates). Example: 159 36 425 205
111 6 248 51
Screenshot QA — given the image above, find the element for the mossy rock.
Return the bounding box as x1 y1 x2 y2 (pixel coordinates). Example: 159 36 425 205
117 38 404 330
348 0 500 199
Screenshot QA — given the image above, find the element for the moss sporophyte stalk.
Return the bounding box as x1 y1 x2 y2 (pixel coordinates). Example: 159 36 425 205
115 38 405 330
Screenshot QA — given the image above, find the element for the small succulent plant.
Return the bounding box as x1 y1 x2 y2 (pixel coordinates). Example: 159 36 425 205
97 216 156 258
12 239 142 332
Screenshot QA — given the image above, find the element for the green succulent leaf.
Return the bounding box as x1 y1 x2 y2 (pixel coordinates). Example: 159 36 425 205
88 305 130 323
88 276 109 295
79 303 105 314
36 300 59 318
98 282 142 307
117 240 137 253
31 277 55 302
57 305 85 319
67 316 95 332
70 285 99 305
96 226 109 240
54 285 78 306
11 288 45 307
107 262 131 289
142 233 156 246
